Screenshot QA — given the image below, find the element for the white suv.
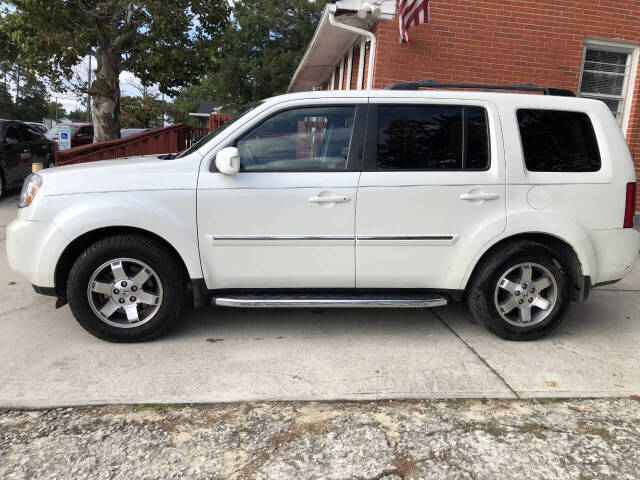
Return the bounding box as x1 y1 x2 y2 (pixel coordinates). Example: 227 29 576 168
7 83 640 342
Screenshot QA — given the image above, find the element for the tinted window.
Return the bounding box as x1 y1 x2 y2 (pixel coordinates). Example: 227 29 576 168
3 125 21 146
377 105 489 170
236 106 355 172
77 126 93 137
19 125 39 142
517 109 601 172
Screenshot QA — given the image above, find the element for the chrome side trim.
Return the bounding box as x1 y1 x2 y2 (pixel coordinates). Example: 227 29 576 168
210 235 354 241
206 235 355 246
214 295 448 308
357 235 455 241
356 234 459 246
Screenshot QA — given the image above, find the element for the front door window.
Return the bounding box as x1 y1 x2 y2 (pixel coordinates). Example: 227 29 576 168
236 106 355 172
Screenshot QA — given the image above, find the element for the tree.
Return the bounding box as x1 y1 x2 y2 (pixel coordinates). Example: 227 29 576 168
14 73 48 121
172 0 324 115
46 101 67 121
67 107 88 122
120 95 165 128
0 81 13 118
1 1 229 141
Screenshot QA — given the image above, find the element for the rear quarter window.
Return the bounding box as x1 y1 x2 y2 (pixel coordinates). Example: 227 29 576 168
517 109 601 172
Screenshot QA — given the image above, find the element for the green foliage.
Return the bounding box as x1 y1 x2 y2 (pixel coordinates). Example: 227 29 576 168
120 95 166 128
0 0 230 138
1 0 230 95
46 101 67 120
0 81 13 118
172 0 324 114
14 73 48 121
67 107 90 122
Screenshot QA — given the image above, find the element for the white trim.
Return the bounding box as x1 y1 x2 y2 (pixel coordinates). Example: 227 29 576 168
579 38 640 136
338 55 345 90
357 37 366 90
330 68 335 90
346 46 354 90
328 10 377 89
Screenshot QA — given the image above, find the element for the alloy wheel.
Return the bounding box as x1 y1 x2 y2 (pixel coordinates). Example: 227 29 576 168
86 258 163 328
493 262 557 327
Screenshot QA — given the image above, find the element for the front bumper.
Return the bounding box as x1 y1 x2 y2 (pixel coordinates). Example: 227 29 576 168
6 219 69 290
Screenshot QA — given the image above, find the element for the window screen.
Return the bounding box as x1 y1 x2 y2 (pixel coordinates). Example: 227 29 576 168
236 106 355 171
579 47 631 123
517 109 601 172
376 105 489 170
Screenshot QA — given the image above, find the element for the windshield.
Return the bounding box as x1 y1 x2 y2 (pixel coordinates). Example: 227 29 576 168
176 102 263 159
47 124 78 135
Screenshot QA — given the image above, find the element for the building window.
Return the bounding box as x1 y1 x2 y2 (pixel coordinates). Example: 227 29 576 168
579 40 639 132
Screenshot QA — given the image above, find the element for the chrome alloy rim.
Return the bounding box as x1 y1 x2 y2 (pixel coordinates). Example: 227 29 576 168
493 262 557 327
87 258 163 328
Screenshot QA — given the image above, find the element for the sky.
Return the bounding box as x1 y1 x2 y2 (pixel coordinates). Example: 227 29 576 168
48 56 157 112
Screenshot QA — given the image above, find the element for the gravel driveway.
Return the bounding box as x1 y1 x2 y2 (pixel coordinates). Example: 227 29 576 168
2 398 639 480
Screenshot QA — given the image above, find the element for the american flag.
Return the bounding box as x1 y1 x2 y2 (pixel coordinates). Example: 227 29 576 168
398 0 431 43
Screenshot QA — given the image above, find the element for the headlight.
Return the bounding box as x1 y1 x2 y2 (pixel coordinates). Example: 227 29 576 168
18 174 43 208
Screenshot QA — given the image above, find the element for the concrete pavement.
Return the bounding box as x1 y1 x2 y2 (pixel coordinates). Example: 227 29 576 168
1 192 639 407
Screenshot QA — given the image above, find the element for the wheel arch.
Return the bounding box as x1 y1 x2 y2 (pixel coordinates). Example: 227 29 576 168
463 232 591 301
54 226 191 298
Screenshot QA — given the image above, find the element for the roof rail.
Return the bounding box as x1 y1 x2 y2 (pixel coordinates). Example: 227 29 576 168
385 79 576 97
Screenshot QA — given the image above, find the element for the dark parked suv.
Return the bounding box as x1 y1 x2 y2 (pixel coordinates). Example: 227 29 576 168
0 120 56 198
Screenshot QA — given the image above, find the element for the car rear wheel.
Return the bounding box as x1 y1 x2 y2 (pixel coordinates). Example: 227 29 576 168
67 234 187 342
466 241 571 340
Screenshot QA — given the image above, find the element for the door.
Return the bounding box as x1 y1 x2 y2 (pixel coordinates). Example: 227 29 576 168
197 101 366 289
1 124 27 188
356 100 506 290
17 125 46 169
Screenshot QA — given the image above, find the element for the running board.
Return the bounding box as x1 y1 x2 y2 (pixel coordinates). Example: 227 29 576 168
213 293 448 308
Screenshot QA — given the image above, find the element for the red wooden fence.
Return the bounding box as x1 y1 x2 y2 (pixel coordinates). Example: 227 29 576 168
209 113 235 131
55 123 209 167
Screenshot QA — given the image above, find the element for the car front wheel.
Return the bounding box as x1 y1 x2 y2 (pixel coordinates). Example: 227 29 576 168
67 234 187 342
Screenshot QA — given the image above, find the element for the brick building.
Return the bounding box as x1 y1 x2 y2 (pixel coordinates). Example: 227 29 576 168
288 0 640 202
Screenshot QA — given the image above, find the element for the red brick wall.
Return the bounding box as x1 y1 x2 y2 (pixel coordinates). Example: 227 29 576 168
371 0 640 204
351 44 360 90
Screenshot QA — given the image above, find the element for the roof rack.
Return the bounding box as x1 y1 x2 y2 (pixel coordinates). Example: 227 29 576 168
385 79 576 97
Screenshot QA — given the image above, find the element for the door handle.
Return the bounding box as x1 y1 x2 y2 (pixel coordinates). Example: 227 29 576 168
309 195 351 203
459 192 500 201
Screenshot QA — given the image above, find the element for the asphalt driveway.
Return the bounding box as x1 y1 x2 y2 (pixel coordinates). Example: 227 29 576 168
1 193 639 408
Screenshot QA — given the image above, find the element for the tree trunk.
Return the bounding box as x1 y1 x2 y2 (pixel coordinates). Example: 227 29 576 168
91 48 121 142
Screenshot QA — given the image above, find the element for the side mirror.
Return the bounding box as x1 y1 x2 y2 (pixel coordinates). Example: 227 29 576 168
215 147 240 175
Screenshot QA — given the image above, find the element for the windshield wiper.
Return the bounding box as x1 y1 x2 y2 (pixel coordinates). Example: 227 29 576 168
158 153 178 159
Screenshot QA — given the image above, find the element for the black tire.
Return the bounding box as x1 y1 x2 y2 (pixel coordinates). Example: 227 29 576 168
466 241 571 341
0 170 5 200
67 234 187 342
45 154 55 169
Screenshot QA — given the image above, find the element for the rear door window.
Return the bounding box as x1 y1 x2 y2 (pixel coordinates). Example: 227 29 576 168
517 109 601 172
375 105 490 170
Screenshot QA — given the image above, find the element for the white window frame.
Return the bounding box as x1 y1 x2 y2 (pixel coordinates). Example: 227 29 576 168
578 38 640 136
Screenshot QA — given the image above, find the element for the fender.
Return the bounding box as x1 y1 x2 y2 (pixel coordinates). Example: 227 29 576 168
457 210 597 290
38 190 202 279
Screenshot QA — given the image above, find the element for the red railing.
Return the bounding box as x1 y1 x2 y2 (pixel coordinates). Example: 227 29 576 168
55 123 209 166
210 113 235 131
